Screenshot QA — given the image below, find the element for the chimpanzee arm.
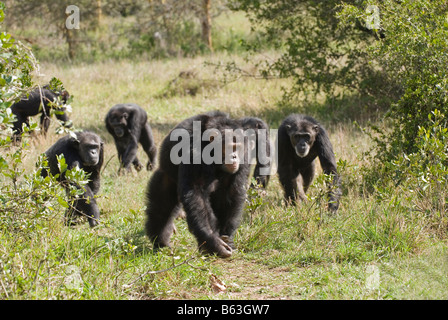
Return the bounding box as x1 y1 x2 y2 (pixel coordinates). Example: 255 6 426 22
178 164 232 257
315 128 341 212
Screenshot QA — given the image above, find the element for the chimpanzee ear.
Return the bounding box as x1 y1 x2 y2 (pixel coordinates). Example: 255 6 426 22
123 112 128 119
312 125 319 133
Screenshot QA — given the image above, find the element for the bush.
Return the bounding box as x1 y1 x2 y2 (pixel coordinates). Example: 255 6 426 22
390 110 448 235
0 2 96 297
338 0 448 159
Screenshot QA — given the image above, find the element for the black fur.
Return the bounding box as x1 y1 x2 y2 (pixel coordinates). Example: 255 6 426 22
105 103 157 174
42 131 104 227
11 86 71 136
277 114 341 212
239 117 271 189
145 112 251 257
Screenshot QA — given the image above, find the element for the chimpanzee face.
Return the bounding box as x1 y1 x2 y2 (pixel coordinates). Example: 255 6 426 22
221 142 241 174
77 134 103 167
206 128 244 174
109 112 128 137
61 90 70 104
221 130 244 174
289 124 319 158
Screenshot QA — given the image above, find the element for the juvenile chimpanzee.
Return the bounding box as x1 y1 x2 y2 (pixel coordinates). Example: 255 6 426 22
11 86 72 136
145 112 251 258
239 116 271 189
105 103 157 174
42 131 104 227
277 114 341 212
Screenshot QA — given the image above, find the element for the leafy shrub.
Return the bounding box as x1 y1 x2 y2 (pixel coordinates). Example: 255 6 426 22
0 2 98 298
338 0 448 159
390 110 448 235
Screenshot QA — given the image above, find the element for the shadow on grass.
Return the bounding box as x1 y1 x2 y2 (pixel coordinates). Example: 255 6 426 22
255 93 387 129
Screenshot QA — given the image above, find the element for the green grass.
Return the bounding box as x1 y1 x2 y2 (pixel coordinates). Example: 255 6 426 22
2 52 447 300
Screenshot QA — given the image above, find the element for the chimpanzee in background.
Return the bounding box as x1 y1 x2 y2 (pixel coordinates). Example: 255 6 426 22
145 112 251 258
42 131 104 227
105 103 157 174
11 85 72 136
277 114 341 212
239 116 271 189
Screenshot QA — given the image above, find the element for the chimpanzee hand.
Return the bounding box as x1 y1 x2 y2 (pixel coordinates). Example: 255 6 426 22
201 235 233 258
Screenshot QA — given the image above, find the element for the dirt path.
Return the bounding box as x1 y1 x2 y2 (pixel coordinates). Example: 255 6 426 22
211 259 300 300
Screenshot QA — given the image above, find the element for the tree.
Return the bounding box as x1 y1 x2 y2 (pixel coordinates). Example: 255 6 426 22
233 0 448 162
4 0 97 60
201 0 213 52
339 0 448 159
230 0 391 102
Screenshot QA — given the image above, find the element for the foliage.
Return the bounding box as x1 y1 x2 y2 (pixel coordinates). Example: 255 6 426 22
338 0 448 161
4 0 255 61
229 0 395 106
389 110 448 234
232 0 448 167
0 3 34 143
0 1 100 297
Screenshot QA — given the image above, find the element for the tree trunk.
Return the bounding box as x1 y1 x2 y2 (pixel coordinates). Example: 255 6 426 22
65 28 76 60
96 0 102 28
201 0 213 52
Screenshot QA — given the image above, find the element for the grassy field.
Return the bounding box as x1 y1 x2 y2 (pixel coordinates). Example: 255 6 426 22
3 50 447 300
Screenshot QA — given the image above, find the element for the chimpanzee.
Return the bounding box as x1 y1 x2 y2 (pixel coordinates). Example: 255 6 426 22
239 116 271 189
277 114 341 212
42 131 104 227
145 112 251 258
11 86 72 136
105 103 157 174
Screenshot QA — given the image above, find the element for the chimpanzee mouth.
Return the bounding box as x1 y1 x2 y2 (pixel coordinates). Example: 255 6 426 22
114 129 125 137
83 160 99 167
295 150 308 158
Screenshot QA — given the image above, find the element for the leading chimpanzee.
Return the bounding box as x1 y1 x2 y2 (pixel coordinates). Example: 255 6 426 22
105 103 157 174
145 112 251 258
42 131 104 227
239 116 271 189
277 114 341 212
11 85 72 136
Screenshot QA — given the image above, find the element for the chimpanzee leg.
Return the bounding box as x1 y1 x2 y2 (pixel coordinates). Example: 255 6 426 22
65 186 100 227
121 135 140 171
145 169 179 249
278 164 300 205
139 123 157 170
40 113 51 134
12 114 28 134
114 137 142 172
